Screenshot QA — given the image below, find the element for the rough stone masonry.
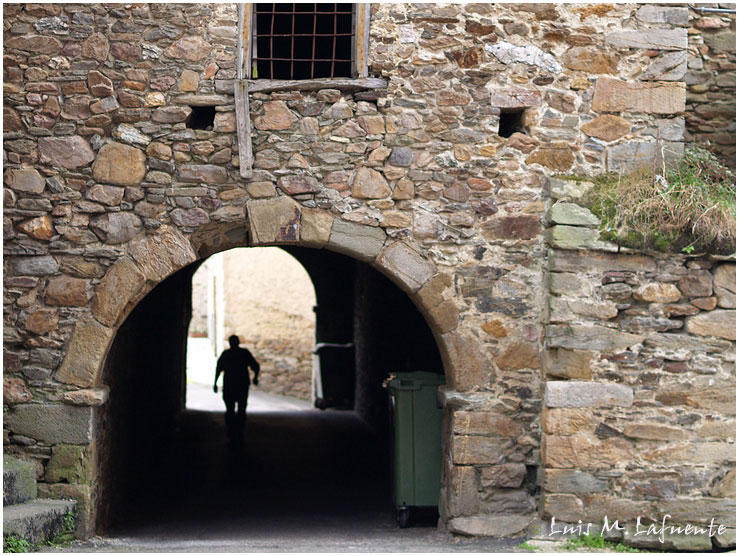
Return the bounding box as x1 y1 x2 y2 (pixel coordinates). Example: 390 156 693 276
2 3 735 545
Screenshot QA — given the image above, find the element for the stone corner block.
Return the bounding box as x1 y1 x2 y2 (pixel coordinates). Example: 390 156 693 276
549 178 595 201
38 483 92 537
247 196 301 246
4 404 94 444
92 257 147 327
547 225 618 252
373 240 436 294
548 202 600 227
545 380 634 408
326 219 386 262
56 319 114 388
547 324 644 352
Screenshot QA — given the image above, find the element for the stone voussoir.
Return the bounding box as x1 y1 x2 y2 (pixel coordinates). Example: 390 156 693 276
373 240 436 294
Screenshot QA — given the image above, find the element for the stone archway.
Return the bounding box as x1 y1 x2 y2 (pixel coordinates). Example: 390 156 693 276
55 198 462 396
52 200 465 532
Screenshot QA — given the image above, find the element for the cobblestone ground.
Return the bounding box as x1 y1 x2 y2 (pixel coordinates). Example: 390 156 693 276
40 408 525 553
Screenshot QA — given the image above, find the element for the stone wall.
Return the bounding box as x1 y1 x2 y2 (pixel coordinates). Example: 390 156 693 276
542 176 736 547
686 4 736 166
2 2 734 541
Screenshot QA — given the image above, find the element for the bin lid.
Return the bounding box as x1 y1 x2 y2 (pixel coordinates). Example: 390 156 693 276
385 371 445 390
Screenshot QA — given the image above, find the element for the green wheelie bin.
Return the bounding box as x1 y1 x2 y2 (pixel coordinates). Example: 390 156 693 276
385 371 445 527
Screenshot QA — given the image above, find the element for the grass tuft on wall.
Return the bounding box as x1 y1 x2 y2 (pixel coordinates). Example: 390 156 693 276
587 144 736 255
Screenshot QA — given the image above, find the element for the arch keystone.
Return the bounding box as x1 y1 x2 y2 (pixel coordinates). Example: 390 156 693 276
301 208 334 248
56 319 114 388
91 257 146 327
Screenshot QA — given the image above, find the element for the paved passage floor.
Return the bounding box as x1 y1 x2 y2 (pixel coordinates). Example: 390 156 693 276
44 408 525 552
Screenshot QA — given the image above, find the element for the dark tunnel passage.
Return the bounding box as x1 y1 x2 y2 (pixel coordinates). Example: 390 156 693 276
95 246 444 537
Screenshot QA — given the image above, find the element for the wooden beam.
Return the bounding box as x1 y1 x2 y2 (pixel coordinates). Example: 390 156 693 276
355 4 370 78
234 80 252 179
244 77 388 94
237 4 252 80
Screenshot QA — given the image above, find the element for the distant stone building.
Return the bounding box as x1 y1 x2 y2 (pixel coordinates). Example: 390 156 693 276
3 2 735 545
189 247 315 400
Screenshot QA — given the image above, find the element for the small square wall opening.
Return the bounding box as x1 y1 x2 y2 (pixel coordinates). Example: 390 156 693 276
187 106 216 130
498 109 525 138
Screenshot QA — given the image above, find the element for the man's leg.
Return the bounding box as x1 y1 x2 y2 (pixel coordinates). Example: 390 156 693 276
235 388 248 438
224 395 236 440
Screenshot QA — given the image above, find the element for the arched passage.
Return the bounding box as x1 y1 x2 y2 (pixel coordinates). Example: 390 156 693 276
186 247 318 405
88 223 449 535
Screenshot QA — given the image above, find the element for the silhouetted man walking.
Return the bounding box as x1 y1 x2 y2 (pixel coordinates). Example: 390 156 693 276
214 335 260 443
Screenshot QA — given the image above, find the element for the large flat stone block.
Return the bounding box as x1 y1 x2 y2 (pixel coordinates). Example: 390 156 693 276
605 29 688 50
452 411 522 437
38 483 92 537
548 203 599 227
545 381 633 408
547 324 643 352
39 136 95 169
3 499 77 545
438 330 488 391
4 404 94 444
549 250 656 273
547 225 617 251
592 78 686 114
543 349 594 379
542 469 608 494
685 310 736 341
451 435 509 465
606 140 683 173
543 434 633 469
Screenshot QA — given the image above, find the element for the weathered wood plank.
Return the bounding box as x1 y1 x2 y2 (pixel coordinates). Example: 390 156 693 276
355 4 370 78
243 77 388 94
234 80 252 179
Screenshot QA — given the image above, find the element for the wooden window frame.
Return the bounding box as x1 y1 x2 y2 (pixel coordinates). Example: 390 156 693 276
238 3 370 82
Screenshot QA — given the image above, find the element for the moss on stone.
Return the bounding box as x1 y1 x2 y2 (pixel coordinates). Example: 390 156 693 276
45 445 92 484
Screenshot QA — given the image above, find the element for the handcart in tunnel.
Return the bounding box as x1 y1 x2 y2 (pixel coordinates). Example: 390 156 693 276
312 342 355 409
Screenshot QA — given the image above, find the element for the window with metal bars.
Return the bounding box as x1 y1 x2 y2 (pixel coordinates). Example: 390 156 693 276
252 3 355 80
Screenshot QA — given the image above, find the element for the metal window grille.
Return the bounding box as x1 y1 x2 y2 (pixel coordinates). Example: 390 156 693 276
253 3 355 80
